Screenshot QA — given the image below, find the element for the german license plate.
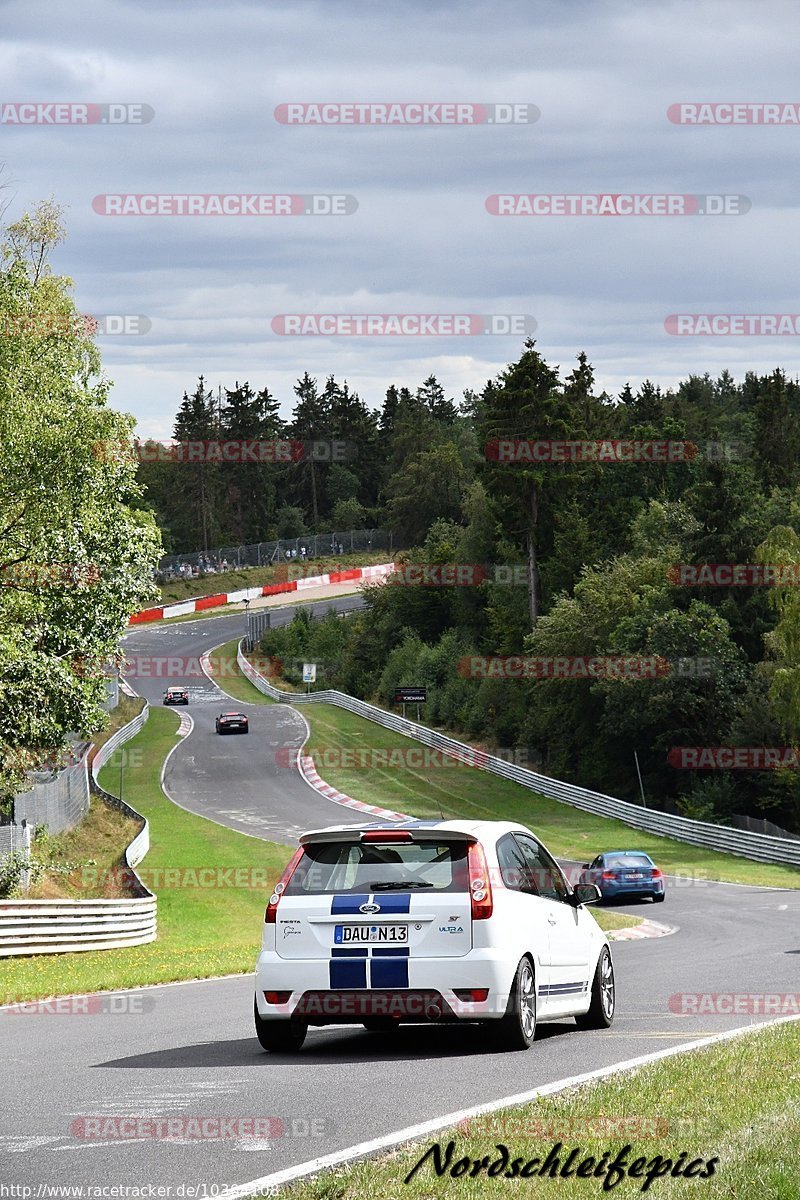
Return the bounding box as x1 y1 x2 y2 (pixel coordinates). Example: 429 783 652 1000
334 924 408 944
625 872 642 879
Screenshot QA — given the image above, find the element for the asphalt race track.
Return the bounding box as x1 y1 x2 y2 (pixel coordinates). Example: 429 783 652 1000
130 596 368 843
2 597 799 1191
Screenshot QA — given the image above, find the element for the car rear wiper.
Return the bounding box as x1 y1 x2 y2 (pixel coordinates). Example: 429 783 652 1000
368 880 434 890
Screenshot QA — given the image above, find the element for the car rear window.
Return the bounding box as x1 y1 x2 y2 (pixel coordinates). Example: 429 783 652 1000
605 854 652 867
284 840 470 895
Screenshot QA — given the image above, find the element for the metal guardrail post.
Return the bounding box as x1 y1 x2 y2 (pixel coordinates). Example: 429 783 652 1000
236 637 800 869
0 703 157 958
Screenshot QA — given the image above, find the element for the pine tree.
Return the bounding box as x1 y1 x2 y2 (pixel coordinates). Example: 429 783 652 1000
287 372 330 528
219 381 284 541
172 375 219 552
479 341 593 628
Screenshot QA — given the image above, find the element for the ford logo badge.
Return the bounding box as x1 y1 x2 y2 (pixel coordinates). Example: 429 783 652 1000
359 902 381 914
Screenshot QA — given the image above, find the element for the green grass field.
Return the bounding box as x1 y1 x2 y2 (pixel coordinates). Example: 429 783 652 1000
0 707 289 1002
159 590 366 625
159 550 392 604
229 641 800 891
279 1018 800 1200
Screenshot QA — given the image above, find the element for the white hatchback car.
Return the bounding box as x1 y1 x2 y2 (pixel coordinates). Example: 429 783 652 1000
254 819 615 1052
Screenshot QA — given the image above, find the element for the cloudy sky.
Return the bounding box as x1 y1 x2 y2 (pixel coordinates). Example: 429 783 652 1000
2 0 799 437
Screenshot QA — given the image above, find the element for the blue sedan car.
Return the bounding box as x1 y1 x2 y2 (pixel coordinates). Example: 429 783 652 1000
579 851 665 903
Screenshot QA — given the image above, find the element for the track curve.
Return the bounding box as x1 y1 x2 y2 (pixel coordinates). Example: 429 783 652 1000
2 594 799 1191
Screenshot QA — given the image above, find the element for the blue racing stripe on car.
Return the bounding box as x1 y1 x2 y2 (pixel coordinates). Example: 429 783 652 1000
331 894 370 915
371 947 410 957
329 958 367 988
538 981 588 995
371 893 411 914
331 948 368 958
370 958 409 988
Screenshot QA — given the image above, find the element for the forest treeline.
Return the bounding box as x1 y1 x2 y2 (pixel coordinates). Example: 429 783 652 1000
135 371 465 552
165 340 800 833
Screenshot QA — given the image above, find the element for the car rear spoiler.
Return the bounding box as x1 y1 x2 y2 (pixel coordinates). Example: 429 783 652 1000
299 826 478 846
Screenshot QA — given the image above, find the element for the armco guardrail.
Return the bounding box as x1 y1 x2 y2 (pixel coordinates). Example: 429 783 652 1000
0 704 157 958
90 703 152 873
238 641 800 869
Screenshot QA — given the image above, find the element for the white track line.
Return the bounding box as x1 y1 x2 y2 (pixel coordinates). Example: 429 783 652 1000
218 1013 800 1198
664 873 797 892
158 712 194 796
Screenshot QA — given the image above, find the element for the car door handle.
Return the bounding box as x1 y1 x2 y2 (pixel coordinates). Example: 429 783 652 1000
547 916 557 926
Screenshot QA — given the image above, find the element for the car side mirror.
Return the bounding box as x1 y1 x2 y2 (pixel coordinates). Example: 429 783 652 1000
572 882 601 906
581 863 590 869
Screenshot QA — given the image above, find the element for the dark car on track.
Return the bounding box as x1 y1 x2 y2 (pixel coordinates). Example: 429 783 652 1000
163 686 189 706
216 711 249 735
578 851 665 903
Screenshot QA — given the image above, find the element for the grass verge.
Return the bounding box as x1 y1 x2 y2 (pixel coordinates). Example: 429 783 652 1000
227 643 800 890
278 1018 800 1200
204 641 276 705
12 696 149 900
26 800 142 901
212 643 637 937
301 705 800 889
158 588 364 625
0 707 290 1001
159 550 391 604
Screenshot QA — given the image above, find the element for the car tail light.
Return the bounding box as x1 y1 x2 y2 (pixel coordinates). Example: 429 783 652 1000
360 830 413 843
601 870 616 880
265 847 305 924
468 842 493 920
264 991 291 1005
454 988 489 1003
651 868 663 879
